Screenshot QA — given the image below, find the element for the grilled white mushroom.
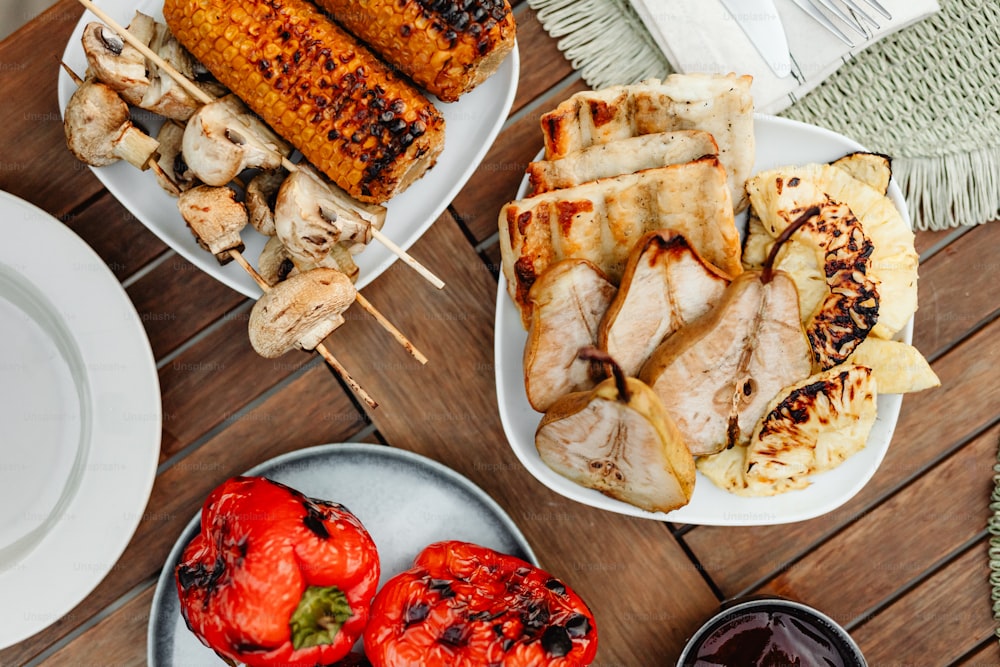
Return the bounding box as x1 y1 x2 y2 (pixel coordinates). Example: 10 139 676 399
258 235 361 287
177 185 247 263
82 13 204 121
245 169 286 236
153 120 196 196
248 268 356 358
273 165 385 265
139 21 208 120
258 236 298 286
80 17 153 107
181 95 290 186
64 79 159 169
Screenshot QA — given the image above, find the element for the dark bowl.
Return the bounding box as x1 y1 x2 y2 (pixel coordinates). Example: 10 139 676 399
676 597 867 666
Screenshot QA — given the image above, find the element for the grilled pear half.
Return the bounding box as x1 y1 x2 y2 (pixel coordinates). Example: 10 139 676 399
599 230 730 377
536 349 696 513
639 269 813 456
639 210 819 456
524 259 617 412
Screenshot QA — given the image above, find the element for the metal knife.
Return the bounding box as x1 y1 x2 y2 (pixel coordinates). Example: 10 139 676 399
718 0 791 78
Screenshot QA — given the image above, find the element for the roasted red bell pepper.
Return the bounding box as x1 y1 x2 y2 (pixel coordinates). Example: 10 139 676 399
175 476 380 667
364 540 598 666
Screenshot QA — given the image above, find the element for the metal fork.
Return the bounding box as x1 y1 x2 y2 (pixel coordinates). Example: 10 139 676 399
789 0 893 46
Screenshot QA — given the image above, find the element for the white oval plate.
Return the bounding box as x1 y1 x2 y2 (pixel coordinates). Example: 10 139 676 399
148 443 536 664
495 115 912 526
0 191 160 648
57 0 519 296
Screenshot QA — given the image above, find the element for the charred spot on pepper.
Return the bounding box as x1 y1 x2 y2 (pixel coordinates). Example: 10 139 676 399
176 554 227 595
541 625 573 657
302 501 332 539
404 601 430 626
521 602 550 633
544 578 567 596
428 578 456 599
565 613 591 637
439 623 468 647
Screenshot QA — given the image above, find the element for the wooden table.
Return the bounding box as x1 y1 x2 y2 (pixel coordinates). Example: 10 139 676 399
1 1 998 664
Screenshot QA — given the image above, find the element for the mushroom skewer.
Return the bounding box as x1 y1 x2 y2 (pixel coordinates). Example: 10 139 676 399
176 185 378 408
77 0 445 290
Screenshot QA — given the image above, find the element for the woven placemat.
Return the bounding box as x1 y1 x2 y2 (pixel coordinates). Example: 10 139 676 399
526 0 1000 231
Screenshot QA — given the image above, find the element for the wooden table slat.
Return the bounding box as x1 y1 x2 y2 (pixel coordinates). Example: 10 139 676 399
0 1 100 216
912 221 1000 358
125 256 247 360
850 542 995 666
62 192 170 281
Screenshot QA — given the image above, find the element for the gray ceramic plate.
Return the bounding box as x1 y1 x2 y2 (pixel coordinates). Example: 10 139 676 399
148 443 536 665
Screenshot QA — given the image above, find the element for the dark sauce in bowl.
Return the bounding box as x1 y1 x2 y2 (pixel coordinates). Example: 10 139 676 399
692 610 845 667
678 598 866 667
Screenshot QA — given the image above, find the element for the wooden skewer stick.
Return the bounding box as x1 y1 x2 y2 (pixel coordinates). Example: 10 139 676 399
227 250 379 409
76 0 445 290
354 293 428 365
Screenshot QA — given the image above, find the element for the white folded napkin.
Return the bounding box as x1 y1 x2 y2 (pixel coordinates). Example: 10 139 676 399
628 0 938 114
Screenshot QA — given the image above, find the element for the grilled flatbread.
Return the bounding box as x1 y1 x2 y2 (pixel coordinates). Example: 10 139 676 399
526 130 718 196
499 156 741 328
539 73 754 210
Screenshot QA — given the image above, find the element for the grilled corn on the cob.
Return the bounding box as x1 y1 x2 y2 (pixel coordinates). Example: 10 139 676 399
163 0 445 203
315 0 516 102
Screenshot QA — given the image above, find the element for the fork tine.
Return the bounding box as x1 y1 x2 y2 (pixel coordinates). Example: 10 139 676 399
840 0 881 29
862 0 892 20
808 0 867 35
788 0 856 46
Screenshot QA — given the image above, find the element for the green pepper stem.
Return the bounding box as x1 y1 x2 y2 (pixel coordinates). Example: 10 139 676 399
289 585 352 650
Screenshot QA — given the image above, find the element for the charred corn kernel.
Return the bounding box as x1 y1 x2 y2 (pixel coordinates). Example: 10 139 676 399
316 0 516 102
163 0 445 203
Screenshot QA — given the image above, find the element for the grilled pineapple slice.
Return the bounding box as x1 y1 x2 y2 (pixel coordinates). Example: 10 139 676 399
696 444 808 497
746 365 877 483
743 185 879 369
832 152 892 196
846 337 940 394
748 163 917 340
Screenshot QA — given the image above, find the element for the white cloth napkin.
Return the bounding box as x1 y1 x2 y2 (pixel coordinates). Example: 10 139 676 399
628 0 938 114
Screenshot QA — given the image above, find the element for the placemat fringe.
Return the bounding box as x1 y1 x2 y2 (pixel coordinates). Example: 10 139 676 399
897 147 1000 231
527 0 668 90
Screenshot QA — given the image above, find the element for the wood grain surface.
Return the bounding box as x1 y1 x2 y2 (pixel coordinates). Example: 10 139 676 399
0 0 997 665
